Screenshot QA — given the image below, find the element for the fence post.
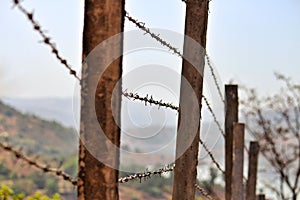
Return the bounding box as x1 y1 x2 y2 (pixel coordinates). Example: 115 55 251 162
78 0 125 199
172 0 209 199
225 85 238 200
246 141 260 200
232 123 245 200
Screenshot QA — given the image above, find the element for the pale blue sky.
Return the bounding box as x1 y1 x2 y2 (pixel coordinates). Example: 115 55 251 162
0 0 299 98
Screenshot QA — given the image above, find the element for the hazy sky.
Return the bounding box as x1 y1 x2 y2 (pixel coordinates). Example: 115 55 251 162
0 0 299 98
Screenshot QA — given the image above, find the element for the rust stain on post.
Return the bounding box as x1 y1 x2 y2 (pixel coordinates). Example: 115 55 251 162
78 0 125 199
232 123 245 200
225 85 238 200
172 0 209 199
246 141 260 200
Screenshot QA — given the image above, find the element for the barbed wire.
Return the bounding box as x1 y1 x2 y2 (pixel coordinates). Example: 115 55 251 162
205 55 225 103
119 164 216 199
118 164 175 183
122 90 179 111
125 11 183 57
0 140 77 186
123 89 224 173
202 95 225 137
125 12 226 137
199 138 225 174
195 184 216 200
125 11 224 103
12 0 80 81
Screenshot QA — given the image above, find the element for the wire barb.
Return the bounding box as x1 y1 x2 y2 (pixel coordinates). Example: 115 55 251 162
125 13 226 139
122 90 179 111
195 184 217 200
119 164 216 200
199 138 225 174
118 164 175 183
202 95 225 137
12 0 80 82
0 140 77 186
205 54 225 103
125 11 183 57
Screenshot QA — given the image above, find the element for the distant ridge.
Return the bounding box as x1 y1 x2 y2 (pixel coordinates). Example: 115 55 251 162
0 99 78 158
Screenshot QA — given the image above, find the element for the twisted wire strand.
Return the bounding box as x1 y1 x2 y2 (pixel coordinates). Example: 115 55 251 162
199 138 225 174
202 95 225 137
123 90 224 173
12 0 80 81
125 12 225 136
118 164 175 183
119 164 216 200
205 54 225 103
0 140 77 186
195 184 217 200
125 11 183 57
122 90 179 111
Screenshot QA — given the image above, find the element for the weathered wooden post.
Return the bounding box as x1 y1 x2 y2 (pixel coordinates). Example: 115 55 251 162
225 85 238 200
246 141 260 200
172 0 209 199
232 123 245 200
78 0 125 199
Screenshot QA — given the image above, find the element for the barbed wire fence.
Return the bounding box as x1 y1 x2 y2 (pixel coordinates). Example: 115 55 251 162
0 139 77 186
1 0 265 199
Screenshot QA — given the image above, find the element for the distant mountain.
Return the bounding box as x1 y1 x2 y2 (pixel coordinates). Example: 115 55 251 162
0 97 224 164
0 96 224 129
1 97 77 128
0 100 78 158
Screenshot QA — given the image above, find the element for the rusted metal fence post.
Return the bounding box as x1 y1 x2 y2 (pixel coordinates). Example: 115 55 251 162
246 141 260 200
172 0 209 199
232 123 245 200
78 0 125 199
225 85 238 200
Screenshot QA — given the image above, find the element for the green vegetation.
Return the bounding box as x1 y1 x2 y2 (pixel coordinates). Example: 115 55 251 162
0 101 75 198
0 170 59 197
0 100 77 159
0 184 60 200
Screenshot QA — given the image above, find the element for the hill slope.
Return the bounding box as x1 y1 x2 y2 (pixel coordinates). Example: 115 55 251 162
0 100 78 159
